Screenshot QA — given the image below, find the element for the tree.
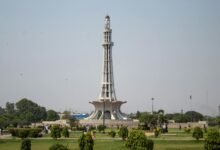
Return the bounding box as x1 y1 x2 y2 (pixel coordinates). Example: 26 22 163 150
118 126 128 140
204 128 220 150
62 127 69 138
192 127 203 141
125 129 154 150
97 125 106 133
20 139 31 150
6 102 16 114
78 132 94 150
185 111 203 122
50 125 61 139
16 98 47 124
108 130 116 138
0 106 5 115
46 110 59 121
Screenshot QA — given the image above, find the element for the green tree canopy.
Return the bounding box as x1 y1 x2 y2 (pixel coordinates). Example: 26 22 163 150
46 110 59 121
16 98 47 124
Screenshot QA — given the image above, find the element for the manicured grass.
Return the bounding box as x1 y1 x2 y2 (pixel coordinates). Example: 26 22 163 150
0 138 204 150
0 128 206 150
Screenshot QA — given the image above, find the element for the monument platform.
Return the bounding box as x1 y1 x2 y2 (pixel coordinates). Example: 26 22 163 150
79 119 139 128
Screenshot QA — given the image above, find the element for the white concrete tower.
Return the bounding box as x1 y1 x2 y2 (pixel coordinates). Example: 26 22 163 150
100 15 116 101
86 15 128 120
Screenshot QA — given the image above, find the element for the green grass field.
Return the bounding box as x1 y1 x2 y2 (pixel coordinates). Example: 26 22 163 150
0 129 205 150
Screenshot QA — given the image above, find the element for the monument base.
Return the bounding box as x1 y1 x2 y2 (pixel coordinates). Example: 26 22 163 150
79 119 139 128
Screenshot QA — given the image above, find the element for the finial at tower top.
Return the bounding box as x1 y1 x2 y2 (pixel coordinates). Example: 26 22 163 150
105 15 110 19
105 15 110 29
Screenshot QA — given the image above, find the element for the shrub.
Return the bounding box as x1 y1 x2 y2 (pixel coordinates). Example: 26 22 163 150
184 127 191 133
146 139 154 150
62 127 69 138
21 139 31 150
50 125 61 139
9 128 18 137
78 132 94 150
18 129 29 139
204 128 220 150
192 126 203 141
78 133 86 150
84 132 94 150
118 126 128 140
49 143 69 150
9 128 42 138
108 130 116 138
125 129 154 150
77 126 86 131
97 125 106 133
28 128 42 138
154 128 160 138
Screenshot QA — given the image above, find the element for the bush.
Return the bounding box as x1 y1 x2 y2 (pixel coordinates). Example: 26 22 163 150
9 128 42 138
78 132 94 150
18 129 29 139
78 134 86 150
108 130 116 138
28 128 42 138
184 127 191 133
146 139 154 150
62 127 69 138
118 126 128 140
125 130 154 150
49 143 69 150
9 128 18 137
77 126 86 131
21 139 31 150
204 128 220 150
154 128 160 138
97 125 106 133
192 126 203 141
50 125 61 139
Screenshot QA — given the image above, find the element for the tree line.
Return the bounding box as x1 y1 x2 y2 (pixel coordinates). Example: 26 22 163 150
0 98 59 128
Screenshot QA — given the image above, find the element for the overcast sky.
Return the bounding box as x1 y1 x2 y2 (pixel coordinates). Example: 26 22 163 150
0 0 219 116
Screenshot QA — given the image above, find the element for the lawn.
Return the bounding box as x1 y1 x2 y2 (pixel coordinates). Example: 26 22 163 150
0 129 205 150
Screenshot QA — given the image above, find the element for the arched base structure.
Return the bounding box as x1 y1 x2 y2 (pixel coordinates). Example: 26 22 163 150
85 100 128 120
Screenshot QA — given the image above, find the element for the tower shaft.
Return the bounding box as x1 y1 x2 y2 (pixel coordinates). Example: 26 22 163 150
86 15 128 120
100 16 116 101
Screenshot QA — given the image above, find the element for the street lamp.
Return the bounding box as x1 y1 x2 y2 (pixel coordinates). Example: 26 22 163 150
190 95 192 122
151 98 154 115
103 100 105 126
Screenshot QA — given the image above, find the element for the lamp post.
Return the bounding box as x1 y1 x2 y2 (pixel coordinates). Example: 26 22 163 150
190 95 192 122
103 100 105 126
151 98 154 115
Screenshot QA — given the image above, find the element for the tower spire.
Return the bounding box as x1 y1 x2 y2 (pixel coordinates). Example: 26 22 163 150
100 15 116 101
85 16 128 120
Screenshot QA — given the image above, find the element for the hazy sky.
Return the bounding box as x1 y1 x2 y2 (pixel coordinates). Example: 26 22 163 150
0 0 219 116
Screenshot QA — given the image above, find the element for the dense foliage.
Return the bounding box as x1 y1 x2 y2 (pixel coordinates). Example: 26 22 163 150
0 99 59 128
108 130 116 137
192 126 203 140
204 128 220 150
9 128 42 138
78 132 94 150
50 125 61 139
165 111 204 123
62 127 69 138
118 126 128 140
97 124 106 133
20 139 31 150
46 110 60 121
125 129 154 150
